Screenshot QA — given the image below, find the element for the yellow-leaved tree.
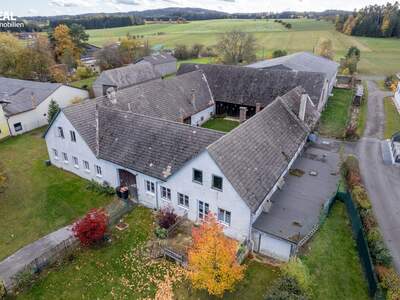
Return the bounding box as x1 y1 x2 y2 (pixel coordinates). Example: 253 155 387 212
53 24 78 67
188 213 245 297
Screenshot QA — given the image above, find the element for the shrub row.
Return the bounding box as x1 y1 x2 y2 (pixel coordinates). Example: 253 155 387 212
86 180 115 196
265 258 311 300
343 155 399 299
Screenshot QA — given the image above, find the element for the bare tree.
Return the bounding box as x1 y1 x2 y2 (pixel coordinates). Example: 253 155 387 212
216 30 257 65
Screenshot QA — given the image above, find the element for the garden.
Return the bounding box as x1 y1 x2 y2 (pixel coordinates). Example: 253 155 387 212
201 118 239 133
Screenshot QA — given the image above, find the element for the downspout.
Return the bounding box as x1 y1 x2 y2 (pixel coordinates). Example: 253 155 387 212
155 180 161 210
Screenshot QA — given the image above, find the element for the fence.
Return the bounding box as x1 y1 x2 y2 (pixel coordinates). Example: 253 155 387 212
337 192 378 297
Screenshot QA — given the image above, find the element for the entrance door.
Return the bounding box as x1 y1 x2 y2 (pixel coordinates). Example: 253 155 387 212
198 201 210 220
118 169 137 199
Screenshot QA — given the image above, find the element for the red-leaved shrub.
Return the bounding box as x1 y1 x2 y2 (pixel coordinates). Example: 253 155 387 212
72 209 108 246
157 206 177 229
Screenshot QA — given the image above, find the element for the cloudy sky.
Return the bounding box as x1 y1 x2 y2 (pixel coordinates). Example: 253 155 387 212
3 0 399 17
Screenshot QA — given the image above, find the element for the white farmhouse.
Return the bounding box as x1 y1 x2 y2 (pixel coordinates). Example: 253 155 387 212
0 78 88 138
394 74 400 109
44 81 319 259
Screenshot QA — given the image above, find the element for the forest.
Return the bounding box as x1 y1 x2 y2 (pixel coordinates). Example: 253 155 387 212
335 2 400 38
49 16 145 30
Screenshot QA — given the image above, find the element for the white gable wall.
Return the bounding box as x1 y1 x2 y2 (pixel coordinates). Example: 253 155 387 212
190 105 215 126
8 86 88 136
45 113 252 241
395 83 400 109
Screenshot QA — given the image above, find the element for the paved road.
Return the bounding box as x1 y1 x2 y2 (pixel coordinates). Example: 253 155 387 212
356 81 400 271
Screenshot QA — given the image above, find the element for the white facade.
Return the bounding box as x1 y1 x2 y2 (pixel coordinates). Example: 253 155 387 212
190 105 215 127
395 83 400 110
7 86 88 136
45 112 251 241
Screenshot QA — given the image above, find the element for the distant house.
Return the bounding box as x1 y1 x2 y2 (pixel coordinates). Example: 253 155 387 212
391 132 400 164
136 53 177 77
177 63 327 117
99 70 215 126
92 62 161 98
80 43 101 73
248 52 339 109
0 78 88 138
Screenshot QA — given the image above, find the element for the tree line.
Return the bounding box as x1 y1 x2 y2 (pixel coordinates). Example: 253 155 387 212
49 16 144 30
335 2 400 37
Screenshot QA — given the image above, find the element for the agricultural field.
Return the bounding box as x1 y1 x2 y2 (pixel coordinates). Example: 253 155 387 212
86 18 400 75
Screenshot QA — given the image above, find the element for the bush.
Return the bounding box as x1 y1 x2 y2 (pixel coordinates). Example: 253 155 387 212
86 180 115 196
157 206 177 229
272 49 287 58
282 258 312 296
155 227 168 239
369 237 392 267
72 209 108 246
76 66 94 79
343 155 362 189
174 44 190 60
351 185 371 209
265 275 309 300
359 209 377 231
376 266 400 300
0 280 5 299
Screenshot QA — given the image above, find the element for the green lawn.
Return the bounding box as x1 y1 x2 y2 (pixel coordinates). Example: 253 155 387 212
202 118 239 132
174 260 281 300
319 88 353 138
86 19 400 75
302 202 369 300
70 76 97 90
384 97 400 139
18 207 173 299
0 129 112 260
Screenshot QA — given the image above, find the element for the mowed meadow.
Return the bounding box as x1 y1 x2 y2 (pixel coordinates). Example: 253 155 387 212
87 18 400 75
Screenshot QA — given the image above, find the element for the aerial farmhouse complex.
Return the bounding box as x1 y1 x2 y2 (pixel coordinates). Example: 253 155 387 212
44 54 339 260
0 78 88 139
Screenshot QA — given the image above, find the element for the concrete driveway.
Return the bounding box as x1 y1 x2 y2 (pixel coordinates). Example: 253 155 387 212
355 81 400 271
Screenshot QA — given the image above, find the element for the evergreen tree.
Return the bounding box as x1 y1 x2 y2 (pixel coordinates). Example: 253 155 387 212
48 99 60 123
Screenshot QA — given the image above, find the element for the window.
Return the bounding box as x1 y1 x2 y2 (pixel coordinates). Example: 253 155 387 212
14 123 22 132
161 186 171 200
218 208 231 226
145 180 155 194
95 165 102 177
52 149 59 160
198 201 209 220
57 127 64 139
73 156 79 168
193 169 203 184
178 193 189 208
62 152 68 163
83 160 90 172
70 130 76 142
212 175 223 191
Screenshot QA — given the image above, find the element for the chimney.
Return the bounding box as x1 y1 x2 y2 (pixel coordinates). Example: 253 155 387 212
31 92 36 108
239 106 247 123
191 89 196 109
106 87 117 105
256 102 262 113
299 94 308 122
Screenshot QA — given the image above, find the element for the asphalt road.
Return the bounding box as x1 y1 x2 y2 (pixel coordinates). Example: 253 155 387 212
356 81 400 271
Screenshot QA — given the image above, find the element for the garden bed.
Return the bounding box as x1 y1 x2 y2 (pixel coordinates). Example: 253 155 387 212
201 118 239 133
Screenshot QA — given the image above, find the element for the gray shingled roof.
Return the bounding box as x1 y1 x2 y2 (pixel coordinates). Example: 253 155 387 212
278 87 320 130
177 64 325 108
62 99 98 153
207 94 310 213
248 52 339 82
0 77 62 116
93 62 161 90
139 53 177 65
99 70 214 122
97 106 223 180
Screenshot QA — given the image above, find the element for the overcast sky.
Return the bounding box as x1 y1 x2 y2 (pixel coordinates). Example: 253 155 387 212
3 0 399 17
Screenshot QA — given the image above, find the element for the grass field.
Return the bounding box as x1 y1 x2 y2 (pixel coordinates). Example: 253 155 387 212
86 19 400 75
318 88 353 138
201 118 239 132
384 97 400 139
356 83 369 137
0 129 112 260
303 202 369 300
70 76 97 90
